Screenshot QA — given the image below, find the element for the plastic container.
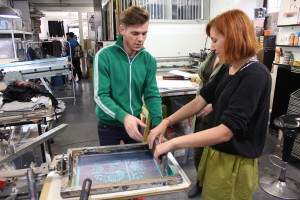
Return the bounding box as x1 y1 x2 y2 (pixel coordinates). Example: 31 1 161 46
51 76 64 86
260 36 264 47
275 49 280 63
283 51 292 65
172 148 188 164
294 32 299 46
264 30 271 36
289 54 294 65
170 95 195 134
289 33 295 45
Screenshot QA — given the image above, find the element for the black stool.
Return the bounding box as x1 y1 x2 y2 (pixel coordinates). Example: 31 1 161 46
259 113 300 199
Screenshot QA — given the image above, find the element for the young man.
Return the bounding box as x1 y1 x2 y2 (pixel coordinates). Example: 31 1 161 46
93 6 162 146
66 32 82 83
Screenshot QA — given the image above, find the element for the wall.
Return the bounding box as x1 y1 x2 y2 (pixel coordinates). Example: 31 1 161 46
211 0 263 19
14 1 30 23
0 0 31 23
145 22 207 57
39 13 77 39
277 0 300 25
145 0 263 58
0 0 9 6
34 0 263 57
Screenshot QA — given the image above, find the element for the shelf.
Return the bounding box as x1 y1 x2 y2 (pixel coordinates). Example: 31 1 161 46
272 63 293 70
273 63 291 67
0 30 34 59
277 24 300 27
0 30 33 35
276 45 300 47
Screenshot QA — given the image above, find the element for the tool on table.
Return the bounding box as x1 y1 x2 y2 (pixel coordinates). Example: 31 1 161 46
80 178 92 200
151 138 168 177
162 75 185 80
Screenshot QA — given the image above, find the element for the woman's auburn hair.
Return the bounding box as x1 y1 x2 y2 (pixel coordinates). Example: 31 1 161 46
206 9 261 63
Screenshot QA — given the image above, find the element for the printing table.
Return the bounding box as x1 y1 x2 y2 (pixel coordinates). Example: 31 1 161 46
0 108 55 164
0 57 76 105
40 144 191 200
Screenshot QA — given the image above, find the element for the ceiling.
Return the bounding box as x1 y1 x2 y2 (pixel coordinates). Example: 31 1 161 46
25 0 113 12
27 0 94 8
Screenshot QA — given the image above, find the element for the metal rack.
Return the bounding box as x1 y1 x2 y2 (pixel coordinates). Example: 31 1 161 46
0 30 33 59
0 108 55 164
0 57 76 105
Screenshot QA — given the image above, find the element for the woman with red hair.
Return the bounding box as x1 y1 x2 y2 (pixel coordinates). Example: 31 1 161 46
148 9 271 199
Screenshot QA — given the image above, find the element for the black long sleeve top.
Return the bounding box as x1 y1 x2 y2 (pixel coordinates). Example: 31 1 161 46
200 61 271 158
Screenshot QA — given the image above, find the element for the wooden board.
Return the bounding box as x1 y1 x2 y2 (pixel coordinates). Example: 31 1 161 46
60 143 187 198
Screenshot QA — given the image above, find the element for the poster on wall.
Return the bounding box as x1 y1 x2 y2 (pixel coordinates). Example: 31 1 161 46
278 0 300 25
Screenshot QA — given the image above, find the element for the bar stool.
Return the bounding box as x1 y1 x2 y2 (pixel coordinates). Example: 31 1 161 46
259 113 300 199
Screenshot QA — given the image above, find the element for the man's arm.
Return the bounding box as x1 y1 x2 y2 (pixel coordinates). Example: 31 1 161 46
93 51 145 141
143 58 163 127
93 51 128 123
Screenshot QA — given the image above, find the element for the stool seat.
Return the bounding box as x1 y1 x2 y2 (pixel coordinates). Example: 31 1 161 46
259 113 300 199
274 113 300 134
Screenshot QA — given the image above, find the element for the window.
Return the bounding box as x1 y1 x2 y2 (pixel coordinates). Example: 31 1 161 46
138 0 210 21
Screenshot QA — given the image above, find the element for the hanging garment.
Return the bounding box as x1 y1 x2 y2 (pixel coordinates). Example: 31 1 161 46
48 21 64 37
42 41 53 56
52 40 62 57
26 47 37 61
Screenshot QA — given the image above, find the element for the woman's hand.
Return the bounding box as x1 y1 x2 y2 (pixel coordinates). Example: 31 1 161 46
197 104 213 117
154 140 175 164
147 119 169 149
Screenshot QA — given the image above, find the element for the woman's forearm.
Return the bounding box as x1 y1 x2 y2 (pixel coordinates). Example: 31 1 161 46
172 124 233 149
167 95 207 126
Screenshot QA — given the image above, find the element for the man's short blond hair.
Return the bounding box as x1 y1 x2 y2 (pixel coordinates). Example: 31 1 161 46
121 6 149 26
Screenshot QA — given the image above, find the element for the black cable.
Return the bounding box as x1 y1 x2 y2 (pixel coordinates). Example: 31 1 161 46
204 35 208 50
202 9 211 52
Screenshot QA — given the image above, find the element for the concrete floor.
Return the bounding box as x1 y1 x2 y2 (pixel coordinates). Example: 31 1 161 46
51 80 300 200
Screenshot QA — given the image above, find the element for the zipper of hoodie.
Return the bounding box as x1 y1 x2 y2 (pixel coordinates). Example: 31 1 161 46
116 45 145 115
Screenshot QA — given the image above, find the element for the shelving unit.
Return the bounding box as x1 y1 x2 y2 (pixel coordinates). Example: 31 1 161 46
277 24 300 27
271 22 300 127
269 2 300 126
0 30 33 60
272 63 290 66
271 3 300 160
276 45 300 47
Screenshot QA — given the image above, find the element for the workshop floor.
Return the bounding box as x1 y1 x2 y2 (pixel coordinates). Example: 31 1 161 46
51 80 300 200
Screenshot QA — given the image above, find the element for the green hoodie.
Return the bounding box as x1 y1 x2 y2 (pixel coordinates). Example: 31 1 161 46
93 35 162 127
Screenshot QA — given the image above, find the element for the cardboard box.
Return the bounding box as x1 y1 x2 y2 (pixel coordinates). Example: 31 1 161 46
84 39 92 50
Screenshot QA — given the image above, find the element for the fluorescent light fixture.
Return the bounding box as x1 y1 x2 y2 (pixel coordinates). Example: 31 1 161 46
0 6 20 18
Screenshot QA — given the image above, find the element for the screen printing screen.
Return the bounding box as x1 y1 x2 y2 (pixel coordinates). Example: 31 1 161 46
72 149 166 187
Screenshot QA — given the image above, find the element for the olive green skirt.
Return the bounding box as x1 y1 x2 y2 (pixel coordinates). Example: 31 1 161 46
197 147 258 200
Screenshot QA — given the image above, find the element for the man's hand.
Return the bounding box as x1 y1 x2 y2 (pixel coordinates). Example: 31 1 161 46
123 114 146 142
147 119 169 149
196 104 213 117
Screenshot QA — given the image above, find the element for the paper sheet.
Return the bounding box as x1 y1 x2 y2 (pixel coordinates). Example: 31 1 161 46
169 70 197 78
157 80 194 89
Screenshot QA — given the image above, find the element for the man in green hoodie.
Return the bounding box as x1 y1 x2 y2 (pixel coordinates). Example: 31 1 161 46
93 6 162 146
